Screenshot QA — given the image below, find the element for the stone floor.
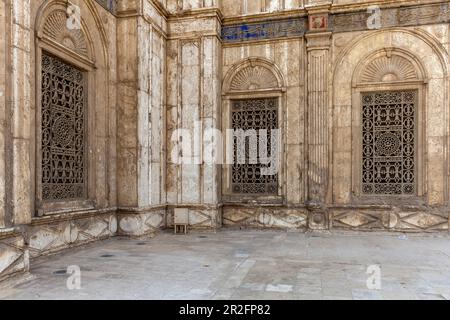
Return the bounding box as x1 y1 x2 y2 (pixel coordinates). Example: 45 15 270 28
1 230 450 300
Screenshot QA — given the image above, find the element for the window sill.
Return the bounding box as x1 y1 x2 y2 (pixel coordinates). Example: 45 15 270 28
36 200 96 217
31 207 116 226
222 195 284 206
350 195 427 209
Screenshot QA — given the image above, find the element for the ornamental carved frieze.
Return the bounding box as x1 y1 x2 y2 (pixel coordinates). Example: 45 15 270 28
222 3 450 42
222 18 307 43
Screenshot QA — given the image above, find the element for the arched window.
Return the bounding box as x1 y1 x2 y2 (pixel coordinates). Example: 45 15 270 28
352 49 426 198
35 3 95 214
222 58 285 201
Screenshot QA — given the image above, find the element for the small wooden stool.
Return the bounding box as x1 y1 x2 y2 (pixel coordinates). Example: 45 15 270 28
174 208 189 234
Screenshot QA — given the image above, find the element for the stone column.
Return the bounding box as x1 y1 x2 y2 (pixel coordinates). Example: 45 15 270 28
166 6 222 230
0 0 8 229
8 0 32 226
0 0 29 281
116 0 167 237
305 3 332 229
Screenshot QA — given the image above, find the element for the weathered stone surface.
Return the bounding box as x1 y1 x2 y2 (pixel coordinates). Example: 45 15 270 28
331 209 449 232
27 213 117 258
167 207 222 230
223 207 308 230
118 209 166 237
2 0 450 285
0 231 28 281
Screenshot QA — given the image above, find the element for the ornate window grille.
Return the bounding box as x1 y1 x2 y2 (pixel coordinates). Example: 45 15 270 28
41 53 87 201
361 90 417 195
231 98 278 195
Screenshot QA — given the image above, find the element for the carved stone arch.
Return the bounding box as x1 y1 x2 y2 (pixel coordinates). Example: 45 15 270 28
36 1 94 60
223 58 285 93
353 48 427 85
332 28 450 209
333 28 449 87
221 57 286 200
33 0 112 215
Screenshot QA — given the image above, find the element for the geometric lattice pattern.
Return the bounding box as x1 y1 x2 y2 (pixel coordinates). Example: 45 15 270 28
41 53 86 201
231 98 278 194
362 90 417 195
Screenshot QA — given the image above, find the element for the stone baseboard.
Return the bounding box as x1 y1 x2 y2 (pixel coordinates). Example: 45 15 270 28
222 205 450 232
166 206 222 231
331 208 450 232
27 211 117 258
223 206 309 230
117 208 166 238
0 230 29 282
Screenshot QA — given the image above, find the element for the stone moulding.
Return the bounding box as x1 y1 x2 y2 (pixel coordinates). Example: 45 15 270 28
331 2 450 33
221 2 450 43
222 17 307 43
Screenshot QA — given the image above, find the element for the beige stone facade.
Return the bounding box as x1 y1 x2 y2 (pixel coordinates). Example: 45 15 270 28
0 0 449 282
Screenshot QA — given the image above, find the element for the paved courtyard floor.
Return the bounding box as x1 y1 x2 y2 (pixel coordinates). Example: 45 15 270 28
1 230 450 300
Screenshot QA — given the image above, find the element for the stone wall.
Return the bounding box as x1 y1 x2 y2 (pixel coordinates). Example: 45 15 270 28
0 229 28 282
165 4 223 229
0 0 7 229
217 0 450 232
1 0 450 284
115 0 168 236
0 0 119 281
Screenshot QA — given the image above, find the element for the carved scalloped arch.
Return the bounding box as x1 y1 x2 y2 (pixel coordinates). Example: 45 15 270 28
230 65 279 91
333 29 449 87
224 58 285 93
352 48 427 86
42 9 88 57
360 54 418 82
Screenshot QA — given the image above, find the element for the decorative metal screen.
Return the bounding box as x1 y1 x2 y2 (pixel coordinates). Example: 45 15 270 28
41 53 87 201
231 98 278 194
362 91 417 195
